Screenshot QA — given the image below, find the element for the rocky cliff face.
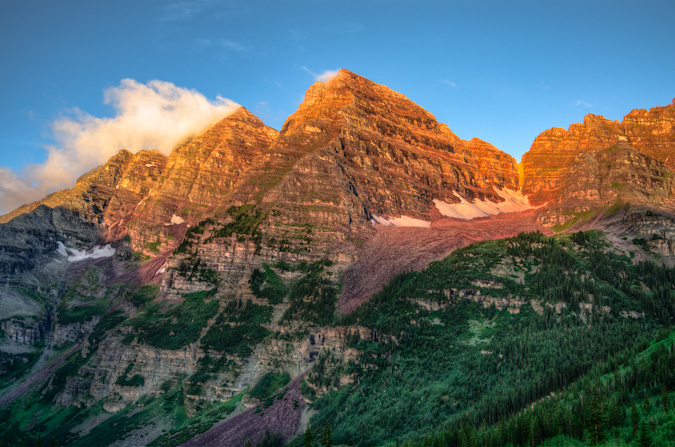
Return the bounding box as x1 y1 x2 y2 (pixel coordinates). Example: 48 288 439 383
0 150 136 225
0 205 99 279
271 70 519 221
522 99 675 206
120 108 279 254
560 144 674 204
1 71 673 447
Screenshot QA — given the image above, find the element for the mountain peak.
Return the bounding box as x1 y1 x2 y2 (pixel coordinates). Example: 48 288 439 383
225 106 262 122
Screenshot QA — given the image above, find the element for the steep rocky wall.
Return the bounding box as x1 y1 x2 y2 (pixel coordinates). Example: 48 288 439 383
0 150 136 225
522 99 675 206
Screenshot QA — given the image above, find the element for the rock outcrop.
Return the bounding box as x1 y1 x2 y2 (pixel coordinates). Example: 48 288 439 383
2 70 674 447
0 150 136 225
522 99 675 206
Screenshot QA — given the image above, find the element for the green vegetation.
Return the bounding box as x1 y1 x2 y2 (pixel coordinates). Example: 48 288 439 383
126 289 219 350
604 199 626 218
212 205 266 252
302 231 675 446
403 328 675 447
5 230 675 446
0 351 39 388
56 267 114 324
134 251 150 262
201 299 272 356
115 364 145 387
282 259 338 326
267 223 314 254
633 237 652 253
39 351 89 404
0 383 99 446
552 209 602 232
148 392 243 447
1 365 241 447
128 284 160 307
87 309 126 346
56 302 106 325
249 372 291 402
250 265 288 304
176 255 220 285
145 240 161 253
175 217 215 254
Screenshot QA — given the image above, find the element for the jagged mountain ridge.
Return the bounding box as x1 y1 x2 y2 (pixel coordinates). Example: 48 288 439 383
1 70 526 259
522 99 675 205
0 70 674 447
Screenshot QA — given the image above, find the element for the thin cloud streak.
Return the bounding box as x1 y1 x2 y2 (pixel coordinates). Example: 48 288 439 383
161 0 215 22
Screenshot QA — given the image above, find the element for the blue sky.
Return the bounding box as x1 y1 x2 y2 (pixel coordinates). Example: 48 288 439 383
1 0 674 212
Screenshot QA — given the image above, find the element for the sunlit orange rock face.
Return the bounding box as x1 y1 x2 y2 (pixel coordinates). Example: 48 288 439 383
119 108 279 253
522 99 675 206
230 69 520 225
142 107 278 216
157 69 531 306
0 150 165 225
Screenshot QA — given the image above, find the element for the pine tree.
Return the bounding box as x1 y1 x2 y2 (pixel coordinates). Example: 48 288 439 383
637 420 653 447
320 423 332 447
586 393 605 445
662 384 671 412
35 435 42 447
631 401 640 438
642 395 652 415
303 427 314 447
608 396 624 428
245 440 251 447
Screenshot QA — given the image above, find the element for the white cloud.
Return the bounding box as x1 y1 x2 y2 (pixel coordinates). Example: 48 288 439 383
0 168 38 214
0 79 238 215
302 66 340 83
441 79 458 88
575 100 592 108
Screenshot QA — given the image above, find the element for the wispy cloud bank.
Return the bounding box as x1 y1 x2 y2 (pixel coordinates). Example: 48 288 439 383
162 0 214 22
302 66 340 83
441 79 458 88
575 100 592 108
195 37 253 58
0 79 238 214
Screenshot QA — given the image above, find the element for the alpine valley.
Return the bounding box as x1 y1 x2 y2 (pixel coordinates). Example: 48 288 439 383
1 70 675 447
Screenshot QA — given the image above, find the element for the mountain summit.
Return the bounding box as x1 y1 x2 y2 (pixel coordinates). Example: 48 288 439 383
1 71 674 447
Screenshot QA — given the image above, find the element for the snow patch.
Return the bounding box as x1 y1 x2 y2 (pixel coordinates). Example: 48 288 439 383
155 264 166 276
371 214 431 228
165 214 185 226
56 241 69 257
433 188 537 220
56 243 116 262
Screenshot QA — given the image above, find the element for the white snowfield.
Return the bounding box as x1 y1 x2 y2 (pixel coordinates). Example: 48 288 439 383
434 188 536 220
56 242 116 262
370 214 431 228
165 214 185 226
370 188 537 227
